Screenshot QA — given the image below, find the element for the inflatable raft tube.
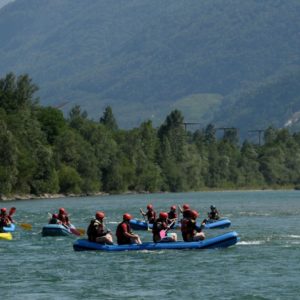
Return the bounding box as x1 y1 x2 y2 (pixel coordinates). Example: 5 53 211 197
42 224 80 237
129 218 231 231
0 232 13 240
73 231 239 252
2 223 16 232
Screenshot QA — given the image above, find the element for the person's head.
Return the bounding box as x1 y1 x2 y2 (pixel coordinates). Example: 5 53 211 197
191 210 199 220
147 204 153 210
52 213 58 219
170 205 176 211
95 211 105 220
159 212 168 220
123 213 132 221
0 207 7 215
59 207 66 214
182 204 190 211
210 205 216 211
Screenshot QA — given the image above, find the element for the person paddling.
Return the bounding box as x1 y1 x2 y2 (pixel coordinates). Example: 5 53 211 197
181 210 205 242
48 213 60 224
140 204 156 224
57 207 70 226
208 205 220 220
0 208 13 230
179 203 193 219
116 213 142 245
167 205 177 228
152 212 177 243
87 211 113 245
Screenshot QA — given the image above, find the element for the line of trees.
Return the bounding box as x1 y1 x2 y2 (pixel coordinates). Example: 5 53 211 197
1 73 300 197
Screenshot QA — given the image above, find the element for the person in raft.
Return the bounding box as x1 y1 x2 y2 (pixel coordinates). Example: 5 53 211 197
152 212 177 243
57 207 70 226
87 211 113 245
0 208 13 230
116 213 142 245
207 205 220 220
179 203 193 219
167 205 177 228
181 210 205 242
48 213 61 224
140 204 156 224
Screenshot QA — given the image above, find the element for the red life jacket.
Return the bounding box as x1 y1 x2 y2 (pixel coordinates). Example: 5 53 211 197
58 213 69 225
116 221 132 245
168 211 177 220
181 218 196 242
0 215 10 227
146 210 156 224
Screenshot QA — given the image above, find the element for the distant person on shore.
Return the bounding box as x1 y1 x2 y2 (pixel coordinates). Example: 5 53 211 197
152 212 177 243
116 213 142 245
57 207 70 226
87 211 113 245
140 204 156 224
181 210 205 242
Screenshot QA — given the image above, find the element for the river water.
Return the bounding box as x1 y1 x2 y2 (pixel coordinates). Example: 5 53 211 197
0 191 299 300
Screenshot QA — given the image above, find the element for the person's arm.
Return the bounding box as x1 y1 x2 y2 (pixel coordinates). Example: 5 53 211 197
122 223 138 238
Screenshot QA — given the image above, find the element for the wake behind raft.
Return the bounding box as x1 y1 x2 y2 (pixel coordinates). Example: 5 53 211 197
73 231 239 252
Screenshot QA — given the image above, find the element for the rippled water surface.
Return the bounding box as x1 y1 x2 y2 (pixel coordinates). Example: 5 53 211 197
1 191 300 299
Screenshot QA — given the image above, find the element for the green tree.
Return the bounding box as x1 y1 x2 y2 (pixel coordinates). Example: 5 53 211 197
99 106 118 131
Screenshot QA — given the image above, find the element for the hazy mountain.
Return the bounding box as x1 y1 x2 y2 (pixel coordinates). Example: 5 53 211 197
0 0 299 129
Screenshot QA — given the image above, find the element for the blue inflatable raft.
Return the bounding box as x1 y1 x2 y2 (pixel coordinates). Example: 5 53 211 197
129 218 231 231
73 231 238 252
42 224 80 237
2 223 16 232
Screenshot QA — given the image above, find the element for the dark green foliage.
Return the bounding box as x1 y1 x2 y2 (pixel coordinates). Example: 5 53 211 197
100 106 118 131
2 72 300 196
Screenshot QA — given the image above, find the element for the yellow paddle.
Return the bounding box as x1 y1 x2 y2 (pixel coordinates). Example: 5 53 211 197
19 223 32 230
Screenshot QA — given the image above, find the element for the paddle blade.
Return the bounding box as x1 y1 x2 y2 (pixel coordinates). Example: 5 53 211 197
20 223 32 230
77 228 85 235
70 227 85 236
159 230 166 239
9 207 16 216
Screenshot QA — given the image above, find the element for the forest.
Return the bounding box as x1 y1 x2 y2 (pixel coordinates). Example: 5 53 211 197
1 73 300 198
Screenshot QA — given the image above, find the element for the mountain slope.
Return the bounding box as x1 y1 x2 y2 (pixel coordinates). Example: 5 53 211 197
0 0 299 128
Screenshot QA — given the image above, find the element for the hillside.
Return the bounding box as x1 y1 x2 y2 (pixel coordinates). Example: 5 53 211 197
0 0 299 128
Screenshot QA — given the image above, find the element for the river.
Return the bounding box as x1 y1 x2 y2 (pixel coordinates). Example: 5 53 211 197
1 190 299 299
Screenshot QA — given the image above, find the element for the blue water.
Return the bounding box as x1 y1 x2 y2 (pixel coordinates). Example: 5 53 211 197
1 191 299 299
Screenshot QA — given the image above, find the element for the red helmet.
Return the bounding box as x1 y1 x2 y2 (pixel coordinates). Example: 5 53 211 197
1 207 7 213
59 207 65 214
170 205 176 210
183 204 190 210
191 210 199 219
123 213 132 221
159 212 168 219
147 204 153 210
52 213 58 218
95 211 105 220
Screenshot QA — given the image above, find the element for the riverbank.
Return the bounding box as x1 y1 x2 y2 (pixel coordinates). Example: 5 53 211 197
0 192 109 202
0 185 298 202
